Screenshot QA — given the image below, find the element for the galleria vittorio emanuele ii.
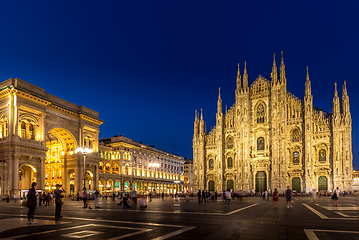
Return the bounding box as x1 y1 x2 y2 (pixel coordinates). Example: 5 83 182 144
0 78 185 198
193 53 353 194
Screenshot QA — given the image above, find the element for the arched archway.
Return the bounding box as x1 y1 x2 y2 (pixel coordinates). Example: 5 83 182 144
19 164 37 197
85 171 93 190
45 127 78 194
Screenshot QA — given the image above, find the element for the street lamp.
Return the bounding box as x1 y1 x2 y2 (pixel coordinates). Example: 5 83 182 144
75 146 93 190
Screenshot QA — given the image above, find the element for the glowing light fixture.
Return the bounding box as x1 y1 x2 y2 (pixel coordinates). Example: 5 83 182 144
75 145 93 190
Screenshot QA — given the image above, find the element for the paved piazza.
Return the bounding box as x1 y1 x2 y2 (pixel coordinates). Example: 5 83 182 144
0 196 359 239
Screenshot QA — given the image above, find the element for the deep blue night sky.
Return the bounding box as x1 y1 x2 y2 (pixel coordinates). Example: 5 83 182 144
0 1 358 167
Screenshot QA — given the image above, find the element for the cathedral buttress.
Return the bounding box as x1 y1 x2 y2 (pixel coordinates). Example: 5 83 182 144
216 88 225 190
332 83 341 188
341 81 352 190
304 67 314 191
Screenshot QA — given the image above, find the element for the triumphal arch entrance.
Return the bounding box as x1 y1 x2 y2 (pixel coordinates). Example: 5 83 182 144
0 78 103 197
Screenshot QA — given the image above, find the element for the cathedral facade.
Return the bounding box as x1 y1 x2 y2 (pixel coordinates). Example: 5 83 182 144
193 53 353 194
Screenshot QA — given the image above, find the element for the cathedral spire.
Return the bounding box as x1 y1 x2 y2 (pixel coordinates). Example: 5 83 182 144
280 51 286 84
199 108 204 134
271 53 278 85
217 87 222 114
236 63 241 90
333 83 340 116
305 66 311 97
341 81 350 115
194 110 199 136
243 61 248 90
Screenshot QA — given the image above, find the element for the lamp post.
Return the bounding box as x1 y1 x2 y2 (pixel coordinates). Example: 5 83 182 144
75 146 93 191
149 162 160 192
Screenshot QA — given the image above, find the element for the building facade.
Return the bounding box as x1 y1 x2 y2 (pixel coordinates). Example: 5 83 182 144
184 158 193 194
0 78 103 198
193 53 353 194
0 78 185 198
98 136 185 194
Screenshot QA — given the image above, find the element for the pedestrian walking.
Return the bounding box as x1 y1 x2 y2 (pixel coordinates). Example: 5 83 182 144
311 189 317 203
94 190 100 208
273 188 279 208
332 187 339 208
285 186 293 208
27 182 37 224
264 190 268 201
162 192 164 200
198 190 201 203
117 193 122 205
202 190 206 203
225 189 231 207
54 184 66 219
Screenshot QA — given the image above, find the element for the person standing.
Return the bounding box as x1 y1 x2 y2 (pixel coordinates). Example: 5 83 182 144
285 186 292 208
332 187 340 208
162 192 164 200
273 188 279 208
82 190 88 208
54 184 66 218
131 189 137 207
94 190 100 208
27 182 37 224
201 190 206 203
198 190 201 203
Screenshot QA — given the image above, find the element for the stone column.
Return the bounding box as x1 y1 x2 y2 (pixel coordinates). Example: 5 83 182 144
7 155 13 196
63 154 68 192
12 155 19 196
40 157 45 190
94 165 99 190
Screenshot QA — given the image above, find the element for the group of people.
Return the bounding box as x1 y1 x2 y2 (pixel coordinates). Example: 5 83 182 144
26 182 65 224
39 191 54 206
115 190 148 208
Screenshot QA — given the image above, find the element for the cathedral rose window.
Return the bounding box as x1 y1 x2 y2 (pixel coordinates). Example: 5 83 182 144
257 137 265 150
319 149 326 162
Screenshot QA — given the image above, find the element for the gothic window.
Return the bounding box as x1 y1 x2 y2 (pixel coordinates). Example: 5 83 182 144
226 136 234 149
257 137 265 151
21 121 26 138
319 149 326 162
291 129 301 142
209 159 214 170
293 152 299 164
227 157 233 168
256 103 265 123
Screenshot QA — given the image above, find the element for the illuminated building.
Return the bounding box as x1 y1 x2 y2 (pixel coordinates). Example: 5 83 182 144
353 170 359 191
184 158 193 194
98 136 185 194
193 53 353 194
0 78 103 197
